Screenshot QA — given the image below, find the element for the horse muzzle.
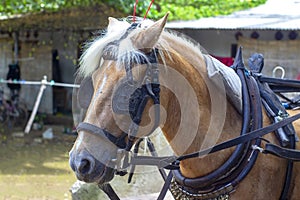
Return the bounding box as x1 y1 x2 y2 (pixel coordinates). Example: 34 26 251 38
69 150 115 184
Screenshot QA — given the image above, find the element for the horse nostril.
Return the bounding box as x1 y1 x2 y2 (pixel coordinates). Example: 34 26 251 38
78 157 95 175
78 159 90 174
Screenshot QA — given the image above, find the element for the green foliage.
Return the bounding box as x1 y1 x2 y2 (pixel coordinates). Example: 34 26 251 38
0 0 267 20
0 0 100 16
134 0 268 20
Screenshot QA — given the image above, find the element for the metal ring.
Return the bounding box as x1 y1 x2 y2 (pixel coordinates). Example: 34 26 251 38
272 66 285 78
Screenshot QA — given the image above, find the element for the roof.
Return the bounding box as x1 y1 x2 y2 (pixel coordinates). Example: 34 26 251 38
0 4 124 32
166 0 300 30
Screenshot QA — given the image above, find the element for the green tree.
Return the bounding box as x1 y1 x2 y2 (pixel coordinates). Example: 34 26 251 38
128 0 267 20
0 0 267 20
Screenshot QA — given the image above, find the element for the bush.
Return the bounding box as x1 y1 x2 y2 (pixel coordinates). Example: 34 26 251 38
110 0 267 20
0 0 267 21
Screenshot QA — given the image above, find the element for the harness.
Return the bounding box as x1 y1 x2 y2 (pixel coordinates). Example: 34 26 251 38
75 23 300 200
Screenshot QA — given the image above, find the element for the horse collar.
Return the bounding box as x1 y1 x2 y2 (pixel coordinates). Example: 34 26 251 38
169 48 263 200
170 178 231 200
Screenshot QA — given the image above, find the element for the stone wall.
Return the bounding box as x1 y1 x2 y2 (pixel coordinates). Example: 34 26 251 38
0 38 13 77
238 37 300 79
0 37 14 100
0 5 124 114
0 36 52 113
20 41 52 113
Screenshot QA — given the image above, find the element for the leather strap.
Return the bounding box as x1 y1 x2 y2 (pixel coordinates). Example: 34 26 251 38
259 76 300 93
177 110 300 162
98 183 120 200
128 112 300 169
264 143 300 161
157 171 173 200
77 122 127 149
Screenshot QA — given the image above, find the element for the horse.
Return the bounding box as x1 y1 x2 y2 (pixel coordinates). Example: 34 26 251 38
69 13 300 199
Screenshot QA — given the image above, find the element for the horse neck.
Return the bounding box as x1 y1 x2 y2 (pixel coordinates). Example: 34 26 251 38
159 45 243 178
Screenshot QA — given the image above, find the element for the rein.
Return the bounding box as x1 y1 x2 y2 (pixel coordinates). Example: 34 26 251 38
122 112 300 178
127 111 300 168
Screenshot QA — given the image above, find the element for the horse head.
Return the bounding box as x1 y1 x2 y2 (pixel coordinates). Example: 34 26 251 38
69 14 172 184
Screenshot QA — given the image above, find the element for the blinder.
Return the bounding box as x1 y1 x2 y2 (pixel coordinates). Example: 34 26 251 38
112 77 160 125
77 76 94 110
111 79 139 116
112 49 160 127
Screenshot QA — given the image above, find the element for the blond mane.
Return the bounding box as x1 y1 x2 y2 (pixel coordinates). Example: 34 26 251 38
78 17 206 78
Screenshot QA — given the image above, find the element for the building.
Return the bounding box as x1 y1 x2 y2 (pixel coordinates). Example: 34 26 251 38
0 5 123 113
166 0 300 79
2 0 299 113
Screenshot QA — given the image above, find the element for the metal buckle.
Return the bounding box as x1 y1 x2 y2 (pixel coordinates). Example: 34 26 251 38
248 145 264 162
251 144 264 153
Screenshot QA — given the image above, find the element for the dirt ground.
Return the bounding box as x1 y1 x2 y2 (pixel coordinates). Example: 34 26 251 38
0 115 174 200
0 116 77 200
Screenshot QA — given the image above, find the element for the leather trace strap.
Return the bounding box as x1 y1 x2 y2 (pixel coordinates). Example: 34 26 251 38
264 143 300 161
259 75 300 93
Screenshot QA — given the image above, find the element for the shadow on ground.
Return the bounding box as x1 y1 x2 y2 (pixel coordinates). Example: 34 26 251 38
0 121 76 175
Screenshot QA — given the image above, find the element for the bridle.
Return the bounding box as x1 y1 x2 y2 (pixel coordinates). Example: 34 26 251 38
75 23 300 200
77 23 161 167
77 49 160 149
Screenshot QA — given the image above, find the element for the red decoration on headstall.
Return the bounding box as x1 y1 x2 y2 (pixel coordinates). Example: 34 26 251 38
144 0 155 19
133 0 155 22
133 0 139 22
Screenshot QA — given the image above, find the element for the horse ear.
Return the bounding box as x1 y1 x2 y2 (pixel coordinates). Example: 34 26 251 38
132 13 169 51
107 17 130 33
107 17 119 30
108 17 119 26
